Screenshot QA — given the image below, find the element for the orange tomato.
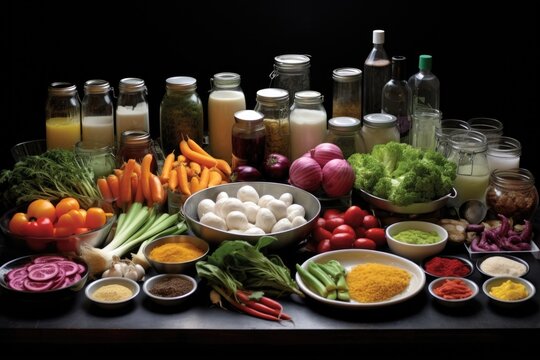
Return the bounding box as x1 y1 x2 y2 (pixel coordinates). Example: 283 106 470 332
67 209 86 228
8 212 29 235
26 199 56 221
55 197 80 218
54 226 74 237
56 213 77 232
85 207 106 229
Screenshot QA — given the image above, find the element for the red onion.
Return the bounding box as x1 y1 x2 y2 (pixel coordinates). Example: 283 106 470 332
289 157 322 192
310 143 344 168
321 159 355 197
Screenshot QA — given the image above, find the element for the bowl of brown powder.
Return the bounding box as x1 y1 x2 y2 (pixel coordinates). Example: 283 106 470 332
142 274 197 306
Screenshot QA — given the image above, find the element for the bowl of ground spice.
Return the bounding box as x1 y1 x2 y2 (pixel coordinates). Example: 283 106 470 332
482 276 535 306
428 277 479 306
476 255 529 278
143 235 209 274
143 274 197 306
423 255 474 278
85 277 140 310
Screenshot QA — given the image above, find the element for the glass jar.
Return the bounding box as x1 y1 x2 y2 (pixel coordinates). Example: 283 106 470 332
485 168 538 223
290 90 327 161
410 108 442 151
332 67 362 119
231 110 266 170
75 141 116 180
467 117 503 141
117 130 157 173
486 136 521 172
208 72 246 163
361 113 399 153
45 82 81 150
326 117 365 159
82 79 114 147
435 119 470 157
269 54 310 106
160 76 204 155
446 130 489 208
254 88 290 158
116 78 149 147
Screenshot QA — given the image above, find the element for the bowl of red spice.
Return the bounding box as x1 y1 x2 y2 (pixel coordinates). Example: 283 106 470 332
428 277 479 306
422 255 474 278
143 274 197 306
143 235 210 274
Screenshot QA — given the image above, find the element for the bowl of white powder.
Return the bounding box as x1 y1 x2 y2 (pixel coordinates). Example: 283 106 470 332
476 255 529 277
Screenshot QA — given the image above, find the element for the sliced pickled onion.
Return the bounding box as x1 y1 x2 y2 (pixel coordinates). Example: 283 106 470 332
24 279 53 291
8 277 26 291
33 255 66 264
6 267 28 281
50 268 66 289
77 263 86 274
55 261 78 277
28 263 59 281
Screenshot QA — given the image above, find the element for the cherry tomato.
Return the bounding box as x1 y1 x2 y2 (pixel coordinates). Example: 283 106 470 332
35 217 54 237
55 197 80 219
353 238 377 250
365 228 387 247
8 212 29 235
312 226 333 243
316 239 332 253
67 209 86 228
85 207 107 229
26 199 56 222
330 233 354 250
56 213 77 233
323 208 342 220
316 217 326 228
332 224 356 238
342 206 365 227
354 226 366 239
362 215 379 229
54 226 74 237
324 217 345 231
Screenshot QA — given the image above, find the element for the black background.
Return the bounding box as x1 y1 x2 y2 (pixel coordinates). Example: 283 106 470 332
2 1 538 178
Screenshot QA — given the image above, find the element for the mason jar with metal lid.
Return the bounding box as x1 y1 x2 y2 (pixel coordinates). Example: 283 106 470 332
116 78 149 146
82 79 114 147
269 54 310 106
232 110 266 170
45 82 81 150
326 116 365 159
290 90 327 161
361 113 399 153
117 130 157 173
332 67 362 119
254 88 290 158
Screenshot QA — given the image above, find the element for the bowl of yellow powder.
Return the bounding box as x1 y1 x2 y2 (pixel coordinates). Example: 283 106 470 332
386 221 448 262
85 277 140 310
482 276 535 306
143 235 210 274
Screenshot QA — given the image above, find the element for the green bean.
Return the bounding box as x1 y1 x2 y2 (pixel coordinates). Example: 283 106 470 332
295 264 328 298
308 262 337 292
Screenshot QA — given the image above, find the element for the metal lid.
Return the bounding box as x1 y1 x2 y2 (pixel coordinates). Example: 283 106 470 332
212 72 241 88
120 130 151 145
274 54 311 70
48 82 77 96
256 88 289 103
363 113 397 128
332 68 362 82
294 90 323 105
119 78 146 93
329 117 361 131
166 76 197 91
234 110 264 123
84 79 111 94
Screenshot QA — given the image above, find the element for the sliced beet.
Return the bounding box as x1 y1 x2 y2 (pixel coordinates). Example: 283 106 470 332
55 261 78 277
23 279 53 291
6 267 28 281
33 255 67 264
8 277 27 291
28 263 59 281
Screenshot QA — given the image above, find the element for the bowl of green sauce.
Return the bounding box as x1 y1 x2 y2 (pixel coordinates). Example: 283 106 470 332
385 221 448 262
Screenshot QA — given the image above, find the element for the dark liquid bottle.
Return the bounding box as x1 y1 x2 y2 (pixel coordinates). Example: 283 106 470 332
231 110 266 170
363 30 391 116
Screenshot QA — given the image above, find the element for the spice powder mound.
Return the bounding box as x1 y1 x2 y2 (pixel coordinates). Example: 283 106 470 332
92 284 133 302
149 277 193 297
346 263 411 303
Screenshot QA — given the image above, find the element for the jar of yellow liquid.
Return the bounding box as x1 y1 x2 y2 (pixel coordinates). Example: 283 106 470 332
45 82 81 150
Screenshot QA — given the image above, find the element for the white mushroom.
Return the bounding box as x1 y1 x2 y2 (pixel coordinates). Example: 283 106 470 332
286 203 305 222
226 211 250 230
243 227 266 235
216 191 229 202
279 193 293 207
272 218 293 232
291 216 308 227
237 185 259 204
266 199 287 220
220 198 245 217
243 201 260 223
200 212 227 230
258 194 275 208
255 208 277 233
197 199 216 219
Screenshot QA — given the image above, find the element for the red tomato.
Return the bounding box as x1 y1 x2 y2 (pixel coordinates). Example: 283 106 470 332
330 233 354 250
324 217 345 231
365 228 387 247
316 217 326 228
353 238 377 250
354 226 366 238
316 239 332 253
312 226 333 243
342 206 365 227
323 208 342 220
363 215 379 229
23 217 54 237
332 224 356 238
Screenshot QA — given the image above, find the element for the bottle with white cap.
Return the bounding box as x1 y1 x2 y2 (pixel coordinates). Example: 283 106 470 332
363 30 391 117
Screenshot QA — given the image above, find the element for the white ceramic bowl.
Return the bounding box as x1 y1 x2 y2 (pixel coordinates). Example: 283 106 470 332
85 277 140 310
385 221 448 262
428 277 479 306
143 274 197 306
143 235 209 274
482 276 535 306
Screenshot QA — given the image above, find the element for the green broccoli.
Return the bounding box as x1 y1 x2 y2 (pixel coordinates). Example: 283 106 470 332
347 153 386 192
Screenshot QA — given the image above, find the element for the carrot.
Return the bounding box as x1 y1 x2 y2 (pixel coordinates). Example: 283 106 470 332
149 174 164 205
210 166 227 181
180 139 217 168
134 174 145 203
189 161 202 175
208 170 223 187
190 176 200 194
120 159 136 207
106 174 120 201
187 136 212 157
130 172 139 202
140 153 153 203
161 152 175 181
133 161 142 179
97 178 113 202
168 169 178 190
177 154 187 164
215 159 232 177
178 165 191 196
198 167 210 189
114 168 123 178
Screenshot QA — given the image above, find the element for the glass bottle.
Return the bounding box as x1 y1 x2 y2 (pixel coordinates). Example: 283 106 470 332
159 76 204 155
116 78 149 147
447 130 489 208
254 88 290 158
75 141 116 180
326 117 365 159
485 168 538 223
81 79 114 147
117 130 157 173
290 90 327 161
361 113 399 153
363 30 391 117
269 54 310 106
45 82 81 150
231 110 266 170
208 72 246 162
408 55 440 112
382 56 412 143
332 67 362 119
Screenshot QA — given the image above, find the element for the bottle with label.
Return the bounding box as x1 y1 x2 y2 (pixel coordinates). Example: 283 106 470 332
45 82 81 150
290 90 327 161
269 54 311 106
332 67 362 119
116 78 149 147
361 113 400 153
326 117 365 159
208 72 246 163
363 30 391 116
254 88 290 158
382 56 412 143
408 55 440 112
232 110 266 170
81 79 114 147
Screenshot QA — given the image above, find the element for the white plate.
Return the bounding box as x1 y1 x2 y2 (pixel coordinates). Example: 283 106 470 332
296 249 426 309
464 241 540 260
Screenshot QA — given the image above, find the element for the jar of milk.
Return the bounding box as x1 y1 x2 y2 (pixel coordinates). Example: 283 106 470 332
289 90 327 161
116 78 149 147
486 136 521 172
447 130 489 208
45 82 81 150
82 79 114 147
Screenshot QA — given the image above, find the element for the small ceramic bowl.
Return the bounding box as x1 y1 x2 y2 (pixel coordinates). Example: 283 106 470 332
428 277 479 306
482 276 535 306
143 274 197 306
422 255 474 278
143 235 209 274
476 255 529 278
385 221 448 262
85 277 140 310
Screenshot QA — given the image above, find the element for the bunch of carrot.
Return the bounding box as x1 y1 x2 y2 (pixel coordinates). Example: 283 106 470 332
96 154 165 210
159 137 232 196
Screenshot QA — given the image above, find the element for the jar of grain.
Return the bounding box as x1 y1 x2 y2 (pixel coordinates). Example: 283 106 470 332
254 88 290 159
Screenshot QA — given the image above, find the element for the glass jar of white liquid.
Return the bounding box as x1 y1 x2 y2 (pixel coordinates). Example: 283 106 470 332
361 113 399 153
116 78 149 147
82 80 114 147
447 130 489 208
486 136 521 172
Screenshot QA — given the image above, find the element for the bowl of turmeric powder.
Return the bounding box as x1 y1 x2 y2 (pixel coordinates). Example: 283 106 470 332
143 235 209 274
482 276 535 306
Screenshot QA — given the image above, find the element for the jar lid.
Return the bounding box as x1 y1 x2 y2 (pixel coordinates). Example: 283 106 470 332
84 79 111 94
256 88 289 103
487 136 522 157
274 54 311 71
329 117 361 131
449 130 487 153
166 76 197 91
119 78 146 93
234 110 264 123
332 68 362 82
48 82 78 96
363 113 397 128
120 130 151 145
294 90 323 104
212 72 241 88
